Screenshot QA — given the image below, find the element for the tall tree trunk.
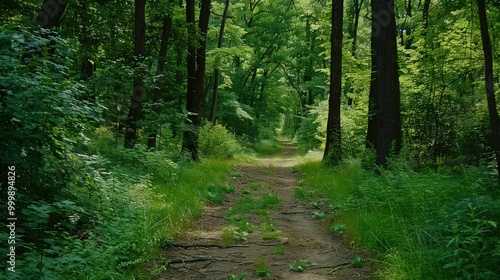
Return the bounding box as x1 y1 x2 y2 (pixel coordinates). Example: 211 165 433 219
209 0 230 124
366 0 402 166
148 6 174 150
304 17 314 106
36 0 68 28
401 0 413 49
477 0 500 178
323 0 343 165
182 0 211 161
422 0 431 31
366 48 379 150
351 0 364 56
124 0 146 148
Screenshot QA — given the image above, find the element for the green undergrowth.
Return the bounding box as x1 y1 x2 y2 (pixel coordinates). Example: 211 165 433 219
227 194 281 220
298 159 500 279
253 139 284 156
0 128 235 279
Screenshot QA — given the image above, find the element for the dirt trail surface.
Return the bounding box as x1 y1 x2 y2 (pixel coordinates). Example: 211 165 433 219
158 142 371 279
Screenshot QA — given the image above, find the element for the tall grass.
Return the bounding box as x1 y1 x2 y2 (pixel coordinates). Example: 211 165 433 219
298 159 500 279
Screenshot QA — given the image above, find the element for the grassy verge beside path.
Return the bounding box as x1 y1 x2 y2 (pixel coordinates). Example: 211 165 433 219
298 160 500 279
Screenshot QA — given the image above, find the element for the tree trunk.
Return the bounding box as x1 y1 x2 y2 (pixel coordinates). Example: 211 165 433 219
124 0 146 148
477 0 500 178
366 0 402 166
351 0 364 56
182 0 211 161
422 0 431 31
36 0 68 28
148 6 174 150
209 0 230 124
323 0 343 165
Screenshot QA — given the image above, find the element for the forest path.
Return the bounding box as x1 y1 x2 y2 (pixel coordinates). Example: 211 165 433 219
157 141 371 279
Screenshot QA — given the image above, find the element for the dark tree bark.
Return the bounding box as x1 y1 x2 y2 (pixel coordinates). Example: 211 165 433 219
402 0 413 49
477 0 500 178
148 4 174 150
36 0 68 28
422 0 431 31
323 0 343 165
209 0 231 124
350 0 364 56
366 0 402 166
124 0 146 148
304 17 314 106
182 0 211 161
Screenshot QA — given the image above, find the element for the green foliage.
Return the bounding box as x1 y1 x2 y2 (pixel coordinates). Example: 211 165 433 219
296 112 322 152
288 260 311 272
273 246 285 255
299 160 500 279
221 226 249 244
228 273 248 280
0 126 233 278
331 224 347 235
440 201 500 279
312 211 326 219
254 257 271 277
206 184 236 204
296 100 366 158
253 139 283 156
350 256 365 268
0 25 100 197
199 122 242 158
261 219 282 240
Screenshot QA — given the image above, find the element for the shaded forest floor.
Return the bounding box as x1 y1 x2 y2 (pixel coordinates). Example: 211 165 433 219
157 141 372 279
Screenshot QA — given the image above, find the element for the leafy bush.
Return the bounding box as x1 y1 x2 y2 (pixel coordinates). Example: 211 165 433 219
0 25 100 198
199 122 242 158
297 112 322 152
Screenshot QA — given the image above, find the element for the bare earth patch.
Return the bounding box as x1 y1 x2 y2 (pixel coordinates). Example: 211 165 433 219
158 141 372 279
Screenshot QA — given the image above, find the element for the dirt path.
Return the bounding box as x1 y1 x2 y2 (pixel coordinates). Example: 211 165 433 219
158 142 371 279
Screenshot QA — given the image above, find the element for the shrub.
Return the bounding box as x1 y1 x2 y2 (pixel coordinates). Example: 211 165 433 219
199 122 242 158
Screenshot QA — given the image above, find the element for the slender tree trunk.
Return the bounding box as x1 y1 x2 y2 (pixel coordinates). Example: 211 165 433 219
209 0 230 124
403 0 413 49
124 0 146 148
477 0 500 178
366 0 402 166
182 0 211 161
304 17 314 106
366 48 379 150
323 0 343 164
351 0 364 56
422 0 431 31
148 7 174 149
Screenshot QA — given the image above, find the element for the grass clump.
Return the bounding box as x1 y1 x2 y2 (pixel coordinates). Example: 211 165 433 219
227 194 281 219
299 159 500 279
206 184 236 204
221 226 249 244
273 246 285 255
254 257 271 277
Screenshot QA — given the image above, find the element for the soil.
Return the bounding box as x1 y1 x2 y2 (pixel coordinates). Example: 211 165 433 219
157 141 372 280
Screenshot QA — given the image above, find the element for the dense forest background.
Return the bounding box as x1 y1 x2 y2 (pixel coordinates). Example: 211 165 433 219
1 0 500 279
